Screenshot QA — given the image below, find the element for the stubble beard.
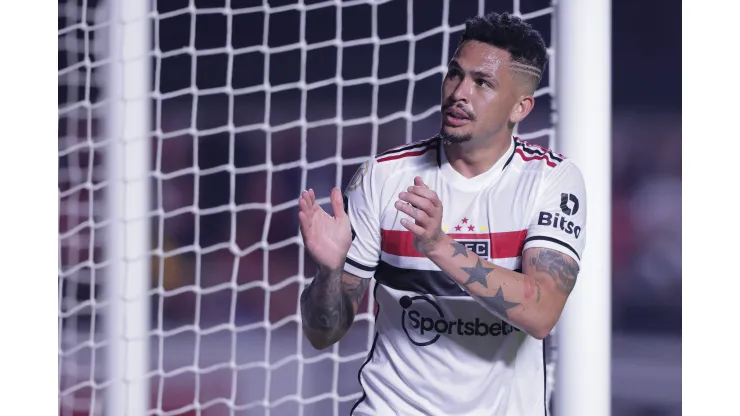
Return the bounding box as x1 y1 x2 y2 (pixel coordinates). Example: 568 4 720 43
439 126 473 145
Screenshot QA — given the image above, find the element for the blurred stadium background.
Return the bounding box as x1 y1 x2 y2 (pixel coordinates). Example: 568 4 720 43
58 0 680 415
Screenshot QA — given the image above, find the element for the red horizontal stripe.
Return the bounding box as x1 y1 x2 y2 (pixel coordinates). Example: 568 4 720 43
376 146 433 163
381 229 528 259
515 148 556 167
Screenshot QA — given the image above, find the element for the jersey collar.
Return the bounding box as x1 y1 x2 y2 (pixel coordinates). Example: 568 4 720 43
437 135 516 192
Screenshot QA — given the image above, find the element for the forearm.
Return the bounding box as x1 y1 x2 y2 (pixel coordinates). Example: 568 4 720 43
299 265 355 349
427 235 562 339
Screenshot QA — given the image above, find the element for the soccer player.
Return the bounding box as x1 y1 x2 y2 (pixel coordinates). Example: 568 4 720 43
298 12 585 416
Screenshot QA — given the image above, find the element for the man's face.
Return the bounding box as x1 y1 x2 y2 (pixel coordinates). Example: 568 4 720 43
440 41 523 144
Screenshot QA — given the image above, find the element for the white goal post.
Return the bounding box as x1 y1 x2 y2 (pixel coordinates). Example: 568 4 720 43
58 0 610 415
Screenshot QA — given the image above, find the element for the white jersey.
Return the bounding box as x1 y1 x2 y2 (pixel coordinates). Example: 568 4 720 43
343 135 587 416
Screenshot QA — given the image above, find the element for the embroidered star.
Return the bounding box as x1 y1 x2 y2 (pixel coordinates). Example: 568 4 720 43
455 225 462 231
468 225 475 232
461 218 468 224
461 259 495 288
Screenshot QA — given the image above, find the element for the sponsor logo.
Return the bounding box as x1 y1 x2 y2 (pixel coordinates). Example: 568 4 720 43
537 193 582 238
537 211 581 238
399 295 520 347
560 193 579 215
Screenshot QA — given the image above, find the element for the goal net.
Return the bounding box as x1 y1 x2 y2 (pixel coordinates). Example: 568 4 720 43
58 0 555 415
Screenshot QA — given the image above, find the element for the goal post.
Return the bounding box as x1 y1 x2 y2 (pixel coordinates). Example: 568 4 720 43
58 0 610 415
104 0 152 415
555 0 612 415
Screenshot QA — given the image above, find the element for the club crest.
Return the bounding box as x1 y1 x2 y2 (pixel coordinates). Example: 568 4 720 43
347 160 369 191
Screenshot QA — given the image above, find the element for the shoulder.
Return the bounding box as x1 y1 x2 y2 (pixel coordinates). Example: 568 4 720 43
511 137 567 172
508 137 584 189
374 136 439 166
345 137 439 196
365 136 440 180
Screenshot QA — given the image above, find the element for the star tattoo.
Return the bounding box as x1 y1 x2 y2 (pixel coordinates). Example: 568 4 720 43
450 241 468 258
460 259 495 288
489 287 521 319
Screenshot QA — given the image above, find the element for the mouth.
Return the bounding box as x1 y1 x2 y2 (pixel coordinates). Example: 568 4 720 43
443 107 472 128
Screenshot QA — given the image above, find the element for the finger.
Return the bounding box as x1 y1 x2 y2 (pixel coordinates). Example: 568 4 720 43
330 187 347 219
299 210 311 237
398 191 435 216
400 217 426 236
406 185 441 208
309 188 319 212
301 189 314 209
414 176 427 188
299 191 312 213
300 194 315 221
395 200 430 224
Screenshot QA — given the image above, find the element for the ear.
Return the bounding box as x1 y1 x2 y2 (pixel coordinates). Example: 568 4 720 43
510 95 535 124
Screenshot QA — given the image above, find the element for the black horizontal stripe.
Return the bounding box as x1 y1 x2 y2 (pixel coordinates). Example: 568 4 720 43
523 236 581 260
374 261 470 297
377 138 435 157
346 257 376 272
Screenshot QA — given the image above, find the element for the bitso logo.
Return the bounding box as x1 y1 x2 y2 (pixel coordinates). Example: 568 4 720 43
399 295 520 347
560 193 579 215
537 193 582 238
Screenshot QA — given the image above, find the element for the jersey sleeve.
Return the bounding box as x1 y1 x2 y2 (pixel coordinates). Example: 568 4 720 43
523 160 587 267
342 159 382 279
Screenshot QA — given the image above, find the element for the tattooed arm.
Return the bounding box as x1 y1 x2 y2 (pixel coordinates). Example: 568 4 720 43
396 176 583 339
426 240 579 339
300 266 371 350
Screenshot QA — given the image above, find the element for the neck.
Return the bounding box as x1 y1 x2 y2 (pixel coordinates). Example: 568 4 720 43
443 131 512 179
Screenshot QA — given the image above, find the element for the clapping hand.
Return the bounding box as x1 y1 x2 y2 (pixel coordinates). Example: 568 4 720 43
394 176 448 256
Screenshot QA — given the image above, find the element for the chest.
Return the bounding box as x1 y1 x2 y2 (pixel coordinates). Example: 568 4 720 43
378 170 541 263
379 170 539 232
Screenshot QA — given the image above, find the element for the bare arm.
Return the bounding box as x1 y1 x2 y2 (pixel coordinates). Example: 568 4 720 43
427 241 579 339
300 267 371 350
395 174 584 339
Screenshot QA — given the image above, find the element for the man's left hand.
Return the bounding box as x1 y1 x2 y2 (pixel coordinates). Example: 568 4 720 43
394 176 450 256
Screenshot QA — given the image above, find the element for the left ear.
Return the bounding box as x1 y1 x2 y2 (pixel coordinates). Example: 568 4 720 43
510 95 535 124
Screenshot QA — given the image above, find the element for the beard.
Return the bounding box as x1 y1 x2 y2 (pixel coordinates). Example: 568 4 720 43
439 126 473 145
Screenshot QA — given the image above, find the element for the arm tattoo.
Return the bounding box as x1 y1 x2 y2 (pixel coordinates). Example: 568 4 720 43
529 249 579 294
488 287 521 320
457 258 519 319
300 269 369 336
450 241 469 258
460 258 495 288
341 274 370 314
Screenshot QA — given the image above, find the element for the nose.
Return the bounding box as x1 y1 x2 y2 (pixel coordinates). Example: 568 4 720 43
449 76 474 103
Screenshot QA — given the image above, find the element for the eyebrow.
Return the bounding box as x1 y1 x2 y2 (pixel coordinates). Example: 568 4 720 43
449 59 495 80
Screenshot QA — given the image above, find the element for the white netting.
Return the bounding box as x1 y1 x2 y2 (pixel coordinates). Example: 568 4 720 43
58 0 555 415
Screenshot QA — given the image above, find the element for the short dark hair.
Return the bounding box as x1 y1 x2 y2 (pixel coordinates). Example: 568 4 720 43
459 12 548 86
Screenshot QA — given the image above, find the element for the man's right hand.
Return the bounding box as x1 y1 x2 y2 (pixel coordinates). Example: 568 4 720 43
298 187 352 272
